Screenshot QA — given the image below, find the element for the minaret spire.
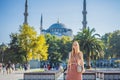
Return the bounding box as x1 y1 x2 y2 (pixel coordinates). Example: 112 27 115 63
40 14 43 34
82 0 87 29
23 0 28 25
57 18 59 23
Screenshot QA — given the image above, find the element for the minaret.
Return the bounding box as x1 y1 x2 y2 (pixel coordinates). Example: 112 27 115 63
23 0 28 25
82 0 87 29
40 14 43 34
57 18 59 23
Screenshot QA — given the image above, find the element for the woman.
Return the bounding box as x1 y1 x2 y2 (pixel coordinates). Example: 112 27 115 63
66 41 85 80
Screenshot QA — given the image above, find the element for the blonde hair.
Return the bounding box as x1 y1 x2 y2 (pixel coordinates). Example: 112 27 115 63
71 41 80 55
68 41 81 69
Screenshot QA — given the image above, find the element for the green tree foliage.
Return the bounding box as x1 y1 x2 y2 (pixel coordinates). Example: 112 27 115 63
101 33 112 59
45 34 72 65
7 24 48 63
109 30 120 58
74 27 104 69
102 30 120 59
45 34 61 64
58 36 72 61
7 33 26 64
0 43 7 63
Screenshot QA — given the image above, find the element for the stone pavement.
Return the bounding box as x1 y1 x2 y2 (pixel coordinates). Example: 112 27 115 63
57 73 64 80
1 68 120 80
0 69 64 80
0 70 24 80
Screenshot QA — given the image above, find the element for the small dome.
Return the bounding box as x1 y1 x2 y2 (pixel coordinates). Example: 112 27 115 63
48 22 66 29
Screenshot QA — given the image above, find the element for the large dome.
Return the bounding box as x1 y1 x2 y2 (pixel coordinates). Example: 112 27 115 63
41 21 73 37
48 22 66 29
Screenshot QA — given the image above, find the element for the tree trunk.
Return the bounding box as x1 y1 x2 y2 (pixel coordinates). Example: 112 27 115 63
25 55 28 63
87 56 91 69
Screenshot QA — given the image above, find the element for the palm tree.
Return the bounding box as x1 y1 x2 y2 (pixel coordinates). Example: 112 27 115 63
74 27 104 69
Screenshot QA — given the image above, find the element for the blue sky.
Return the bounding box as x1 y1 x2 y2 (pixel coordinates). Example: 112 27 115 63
0 0 120 44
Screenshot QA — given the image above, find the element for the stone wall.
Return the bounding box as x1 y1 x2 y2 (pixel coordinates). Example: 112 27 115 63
24 69 120 80
64 70 120 80
24 70 62 80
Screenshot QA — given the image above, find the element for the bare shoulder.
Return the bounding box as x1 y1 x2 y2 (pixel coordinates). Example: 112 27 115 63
78 51 83 55
78 51 83 57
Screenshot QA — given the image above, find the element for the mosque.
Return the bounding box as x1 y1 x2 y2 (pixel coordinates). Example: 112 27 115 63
23 0 87 68
23 0 87 38
41 20 73 37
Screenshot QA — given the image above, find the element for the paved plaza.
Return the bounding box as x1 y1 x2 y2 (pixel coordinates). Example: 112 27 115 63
0 69 63 80
0 68 120 80
0 70 24 80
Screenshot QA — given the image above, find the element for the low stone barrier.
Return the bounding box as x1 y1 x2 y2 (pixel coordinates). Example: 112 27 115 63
64 70 120 80
103 71 120 80
24 70 62 80
104 73 120 80
64 70 96 80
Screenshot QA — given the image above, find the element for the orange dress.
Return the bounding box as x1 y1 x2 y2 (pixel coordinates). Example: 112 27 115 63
66 53 82 80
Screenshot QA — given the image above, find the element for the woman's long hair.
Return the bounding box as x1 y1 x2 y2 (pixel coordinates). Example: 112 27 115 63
68 41 81 70
71 41 80 55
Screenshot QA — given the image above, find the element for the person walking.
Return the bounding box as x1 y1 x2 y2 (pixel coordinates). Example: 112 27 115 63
6 61 12 74
66 41 85 80
2 64 6 74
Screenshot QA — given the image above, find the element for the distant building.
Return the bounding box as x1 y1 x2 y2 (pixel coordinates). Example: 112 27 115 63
82 0 87 29
41 20 73 38
23 0 73 38
23 0 87 37
22 0 87 68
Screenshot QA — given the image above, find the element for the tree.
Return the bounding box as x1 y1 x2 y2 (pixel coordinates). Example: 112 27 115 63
7 24 48 64
18 24 48 63
58 36 72 61
109 30 120 58
19 24 37 62
101 30 120 59
31 35 48 61
74 27 104 69
8 33 26 64
44 34 61 64
101 33 112 59
0 43 7 63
